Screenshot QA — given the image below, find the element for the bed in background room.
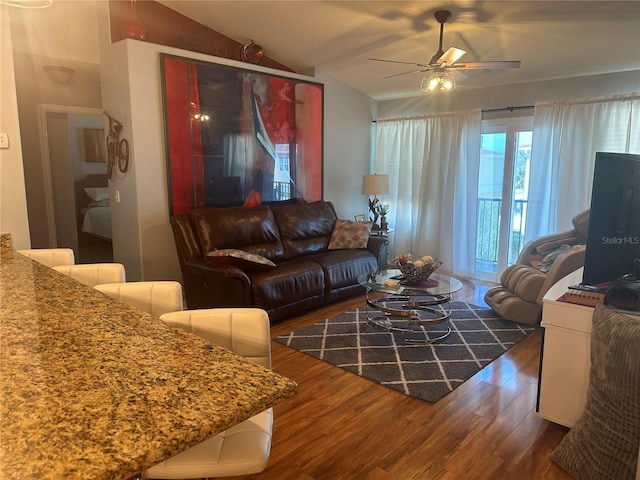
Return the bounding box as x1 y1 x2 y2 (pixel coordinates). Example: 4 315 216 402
75 174 112 241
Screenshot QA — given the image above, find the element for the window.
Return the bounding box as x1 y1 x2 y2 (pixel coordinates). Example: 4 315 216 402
274 143 292 200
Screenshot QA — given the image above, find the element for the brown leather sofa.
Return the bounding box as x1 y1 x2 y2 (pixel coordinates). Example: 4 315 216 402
484 210 590 325
170 200 388 322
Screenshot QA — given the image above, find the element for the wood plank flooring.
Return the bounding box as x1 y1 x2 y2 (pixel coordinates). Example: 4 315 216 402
221 277 573 480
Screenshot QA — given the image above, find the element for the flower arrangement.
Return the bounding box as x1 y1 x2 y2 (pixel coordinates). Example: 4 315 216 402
376 202 390 217
393 253 442 283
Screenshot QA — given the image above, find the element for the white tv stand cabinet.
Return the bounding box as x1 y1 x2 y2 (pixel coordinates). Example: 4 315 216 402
537 268 640 480
536 267 640 429
536 268 593 427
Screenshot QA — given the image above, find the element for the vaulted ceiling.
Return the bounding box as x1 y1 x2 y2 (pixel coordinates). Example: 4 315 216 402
8 1 640 101
157 1 640 100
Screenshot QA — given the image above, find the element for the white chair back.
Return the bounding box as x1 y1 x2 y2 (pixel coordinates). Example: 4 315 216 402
17 248 75 267
94 281 183 317
159 308 271 368
53 263 125 287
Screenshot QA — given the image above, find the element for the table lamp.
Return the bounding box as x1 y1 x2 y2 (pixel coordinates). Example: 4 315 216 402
361 173 389 226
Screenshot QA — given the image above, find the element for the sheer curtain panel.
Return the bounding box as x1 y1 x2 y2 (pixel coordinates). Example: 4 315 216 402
375 109 481 276
526 94 640 243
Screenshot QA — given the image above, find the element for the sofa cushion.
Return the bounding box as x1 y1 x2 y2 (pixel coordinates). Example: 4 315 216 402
206 249 276 271
328 219 372 250
191 205 285 261
309 249 378 291
551 303 640 480
271 201 337 259
248 260 325 310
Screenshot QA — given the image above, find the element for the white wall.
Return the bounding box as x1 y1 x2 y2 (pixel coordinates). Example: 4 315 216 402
315 69 377 220
121 40 174 282
377 70 640 118
0 6 30 249
97 2 142 280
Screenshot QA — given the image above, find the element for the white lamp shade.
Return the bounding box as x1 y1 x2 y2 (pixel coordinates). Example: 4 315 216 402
362 174 389 196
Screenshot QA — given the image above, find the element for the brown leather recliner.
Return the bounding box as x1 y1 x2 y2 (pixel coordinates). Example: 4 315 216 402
170 200 388 322
484 210 589 325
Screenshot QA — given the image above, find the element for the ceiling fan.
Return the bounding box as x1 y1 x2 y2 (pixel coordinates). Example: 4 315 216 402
370 10 521 92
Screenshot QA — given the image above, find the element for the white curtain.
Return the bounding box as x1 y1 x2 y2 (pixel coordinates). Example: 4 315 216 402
526 94 640 242
375 109 481 276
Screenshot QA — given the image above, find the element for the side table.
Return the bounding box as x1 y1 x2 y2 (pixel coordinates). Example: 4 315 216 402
370 228 394 252
370 227 394 237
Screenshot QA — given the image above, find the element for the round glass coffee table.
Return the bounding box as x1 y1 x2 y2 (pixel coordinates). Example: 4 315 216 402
358 269 463 344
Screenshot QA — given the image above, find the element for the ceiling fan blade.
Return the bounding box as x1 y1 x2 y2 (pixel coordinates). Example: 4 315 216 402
437 46 466 66
369 57 429 67
384 68 431 79
449 60 521 70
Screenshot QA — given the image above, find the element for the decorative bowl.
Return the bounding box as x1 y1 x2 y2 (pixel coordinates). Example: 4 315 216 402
394 254 442 284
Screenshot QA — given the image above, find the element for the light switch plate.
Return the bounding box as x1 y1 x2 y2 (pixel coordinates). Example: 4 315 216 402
0 133 8 149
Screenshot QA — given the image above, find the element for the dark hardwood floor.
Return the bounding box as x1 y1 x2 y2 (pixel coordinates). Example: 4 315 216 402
77 233 113 264
220 277 573 480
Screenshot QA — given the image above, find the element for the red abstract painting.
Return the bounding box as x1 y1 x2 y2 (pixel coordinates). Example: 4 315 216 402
160 54 324 215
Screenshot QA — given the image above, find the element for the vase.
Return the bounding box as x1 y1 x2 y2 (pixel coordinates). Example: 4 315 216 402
121 0 146 40
380 216 388 231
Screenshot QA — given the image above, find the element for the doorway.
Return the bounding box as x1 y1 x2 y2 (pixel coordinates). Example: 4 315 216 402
476 117 533 281
37 105 113 263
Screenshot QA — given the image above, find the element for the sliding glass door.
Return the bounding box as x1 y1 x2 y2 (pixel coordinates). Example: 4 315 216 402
476 117 533 281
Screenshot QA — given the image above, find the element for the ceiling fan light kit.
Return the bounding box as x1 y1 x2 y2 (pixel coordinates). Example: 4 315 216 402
370 9 521 93
421 69 455 92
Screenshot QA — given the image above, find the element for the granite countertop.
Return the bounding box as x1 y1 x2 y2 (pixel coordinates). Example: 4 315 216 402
0 247 297 479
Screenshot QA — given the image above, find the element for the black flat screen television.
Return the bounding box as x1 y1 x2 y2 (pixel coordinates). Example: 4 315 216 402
582 152 640 286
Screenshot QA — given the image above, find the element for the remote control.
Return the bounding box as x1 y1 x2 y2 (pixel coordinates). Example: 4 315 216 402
568 284 607 293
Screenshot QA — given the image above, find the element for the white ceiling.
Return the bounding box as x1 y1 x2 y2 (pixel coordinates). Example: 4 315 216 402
8 1 640 101
157 1 640 100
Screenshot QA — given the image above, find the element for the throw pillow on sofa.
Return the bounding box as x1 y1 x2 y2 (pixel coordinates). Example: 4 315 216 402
207 249 276 270
328 219 372 250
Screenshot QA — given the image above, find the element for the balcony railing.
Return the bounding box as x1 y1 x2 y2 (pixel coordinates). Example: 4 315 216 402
273 182 291 201
476 198 528 272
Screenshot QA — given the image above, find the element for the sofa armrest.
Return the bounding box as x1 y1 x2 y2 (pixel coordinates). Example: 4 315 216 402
181 262 253 309
366 236 389 270
171 214 202 267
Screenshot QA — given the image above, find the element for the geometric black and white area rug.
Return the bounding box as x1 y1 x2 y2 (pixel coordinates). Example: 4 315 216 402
275 302 538 403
